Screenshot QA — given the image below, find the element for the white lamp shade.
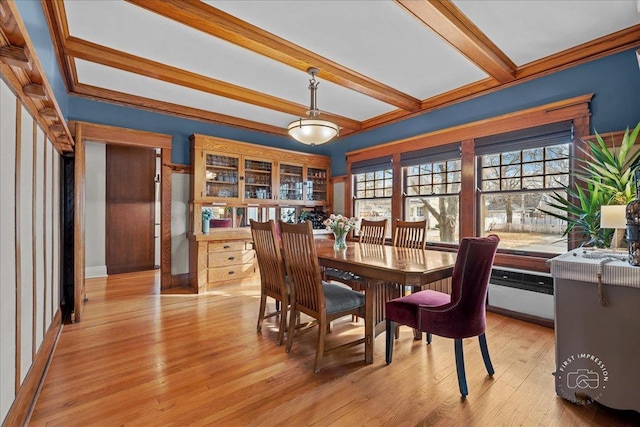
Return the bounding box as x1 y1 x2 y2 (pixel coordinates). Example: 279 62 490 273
600 205 627 228
287 118 339 145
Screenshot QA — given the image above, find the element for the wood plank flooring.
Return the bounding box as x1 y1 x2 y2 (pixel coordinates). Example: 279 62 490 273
28 270 640 426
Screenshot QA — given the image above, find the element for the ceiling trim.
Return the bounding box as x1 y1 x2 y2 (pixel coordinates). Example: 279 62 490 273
72 82 292 136
395 0 516 83
125 0 422 112
63 37 361 131
41 0 76 90
517 24 640 78
358 24 640 134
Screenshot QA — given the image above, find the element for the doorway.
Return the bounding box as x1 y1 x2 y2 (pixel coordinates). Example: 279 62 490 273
106 145 156 274
71 121 172 323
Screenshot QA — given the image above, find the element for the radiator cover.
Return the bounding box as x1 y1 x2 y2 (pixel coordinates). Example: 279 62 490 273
488 267 554 320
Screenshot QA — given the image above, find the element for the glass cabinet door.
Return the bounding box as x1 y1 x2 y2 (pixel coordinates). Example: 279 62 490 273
205 153 239 199
279 163 303 201
244 159 273 200
306 167 328 202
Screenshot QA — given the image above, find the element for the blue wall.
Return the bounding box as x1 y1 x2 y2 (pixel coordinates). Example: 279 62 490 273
17 2 640 175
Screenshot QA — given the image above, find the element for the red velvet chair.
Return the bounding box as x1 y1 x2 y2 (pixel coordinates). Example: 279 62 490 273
385 234 500 398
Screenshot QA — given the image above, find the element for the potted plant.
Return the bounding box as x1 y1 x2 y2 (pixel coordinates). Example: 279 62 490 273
202 208 213 234
539 122 640 248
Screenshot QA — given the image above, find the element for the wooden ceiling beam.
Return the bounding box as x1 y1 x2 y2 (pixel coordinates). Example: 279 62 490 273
125 0 422 112
73 82 291 136
64 37 360 131
395 0 516 83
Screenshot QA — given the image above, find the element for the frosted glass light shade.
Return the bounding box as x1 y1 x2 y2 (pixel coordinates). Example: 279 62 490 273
287 118 339 146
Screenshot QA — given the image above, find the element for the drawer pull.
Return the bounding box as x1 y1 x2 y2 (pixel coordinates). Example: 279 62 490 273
223 245 231 249
228 271 235 275
228 256 235 261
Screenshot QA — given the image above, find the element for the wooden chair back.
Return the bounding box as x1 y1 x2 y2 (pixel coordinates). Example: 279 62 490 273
358 218 387 245
250 220 287 297
278 220 324 319
392 219 427 249
250 219 289 344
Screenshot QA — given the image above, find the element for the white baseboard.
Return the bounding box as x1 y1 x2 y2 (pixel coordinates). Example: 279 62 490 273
85 265 107 278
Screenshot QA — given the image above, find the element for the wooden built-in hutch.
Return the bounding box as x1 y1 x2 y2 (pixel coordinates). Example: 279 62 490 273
188 134 332 293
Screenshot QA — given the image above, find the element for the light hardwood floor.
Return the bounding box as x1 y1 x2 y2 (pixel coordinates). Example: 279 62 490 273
29 270 639 426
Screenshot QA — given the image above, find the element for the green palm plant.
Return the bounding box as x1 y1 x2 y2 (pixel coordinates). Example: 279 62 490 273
539 122 640 248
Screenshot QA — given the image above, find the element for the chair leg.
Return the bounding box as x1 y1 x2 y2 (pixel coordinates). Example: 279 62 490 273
314 320 327 373
257 294 267 333
478 333 494 376
386 319 395 364
426 332 432 344
285 307 297 353
275 300 281 312
276 301 287 346
454 339 468 397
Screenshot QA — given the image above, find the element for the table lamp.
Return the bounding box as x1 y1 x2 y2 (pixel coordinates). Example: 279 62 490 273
600 205 627 250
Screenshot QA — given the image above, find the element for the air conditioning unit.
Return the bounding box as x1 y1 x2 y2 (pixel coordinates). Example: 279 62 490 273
488 267 554 321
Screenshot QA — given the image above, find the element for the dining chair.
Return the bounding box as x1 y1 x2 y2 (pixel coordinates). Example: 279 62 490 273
384 234 500 398
279 220 366 373
324 218 388 291
250 219 289 345
392 219 427 249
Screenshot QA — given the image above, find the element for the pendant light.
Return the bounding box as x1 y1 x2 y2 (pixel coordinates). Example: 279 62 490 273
287 67 339 145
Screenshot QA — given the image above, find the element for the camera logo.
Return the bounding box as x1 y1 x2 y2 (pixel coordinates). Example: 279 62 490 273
566 369 599 389
556 353 608 406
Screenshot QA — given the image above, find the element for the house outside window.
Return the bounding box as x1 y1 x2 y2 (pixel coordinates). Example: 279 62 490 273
402 144 461 244
476 122 572 254
352 156 393 237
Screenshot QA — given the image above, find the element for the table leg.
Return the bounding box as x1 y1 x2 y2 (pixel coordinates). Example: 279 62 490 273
364 279 375 364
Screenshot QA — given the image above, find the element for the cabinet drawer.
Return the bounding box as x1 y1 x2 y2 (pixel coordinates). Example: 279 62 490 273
208 250 254 268
208 263 255 283
208 241 246 252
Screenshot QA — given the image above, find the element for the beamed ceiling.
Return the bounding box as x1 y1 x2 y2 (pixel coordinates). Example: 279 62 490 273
43 0 640 140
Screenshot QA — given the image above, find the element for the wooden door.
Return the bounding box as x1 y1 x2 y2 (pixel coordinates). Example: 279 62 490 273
106 145 156 274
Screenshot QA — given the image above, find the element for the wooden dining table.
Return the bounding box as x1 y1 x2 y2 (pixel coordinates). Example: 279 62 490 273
315 239 457 364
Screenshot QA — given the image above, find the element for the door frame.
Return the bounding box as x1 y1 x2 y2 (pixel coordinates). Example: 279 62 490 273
71 121 173 322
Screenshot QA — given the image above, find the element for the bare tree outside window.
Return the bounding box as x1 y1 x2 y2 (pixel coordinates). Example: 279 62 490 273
479 144 569 253
405 160 460 243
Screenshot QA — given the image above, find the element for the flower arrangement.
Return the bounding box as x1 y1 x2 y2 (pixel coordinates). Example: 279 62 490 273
202 208 214 221
324 214 358 249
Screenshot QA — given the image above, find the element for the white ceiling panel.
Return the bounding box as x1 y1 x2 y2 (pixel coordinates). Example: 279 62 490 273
64 0 394 121
75 59 298 128
209 0 488 99
453 0 640 66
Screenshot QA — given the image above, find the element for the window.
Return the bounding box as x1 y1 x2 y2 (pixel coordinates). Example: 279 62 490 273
402 144 460 244
352 156 393 236
476 122 572 254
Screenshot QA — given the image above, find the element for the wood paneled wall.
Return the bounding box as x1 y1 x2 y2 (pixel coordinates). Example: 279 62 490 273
0 77 62 426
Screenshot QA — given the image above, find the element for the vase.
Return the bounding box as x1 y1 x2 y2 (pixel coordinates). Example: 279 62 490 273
202 219 210 235
333 232 347 250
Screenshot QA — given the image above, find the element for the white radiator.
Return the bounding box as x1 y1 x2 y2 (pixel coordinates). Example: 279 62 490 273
487 267 554 320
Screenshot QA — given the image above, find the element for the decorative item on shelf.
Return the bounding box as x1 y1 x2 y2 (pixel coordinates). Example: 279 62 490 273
202 208 213 234
287 67 339 146
323 214 358 250
600 205 627 250
299 209 328 229
627 168 640 265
